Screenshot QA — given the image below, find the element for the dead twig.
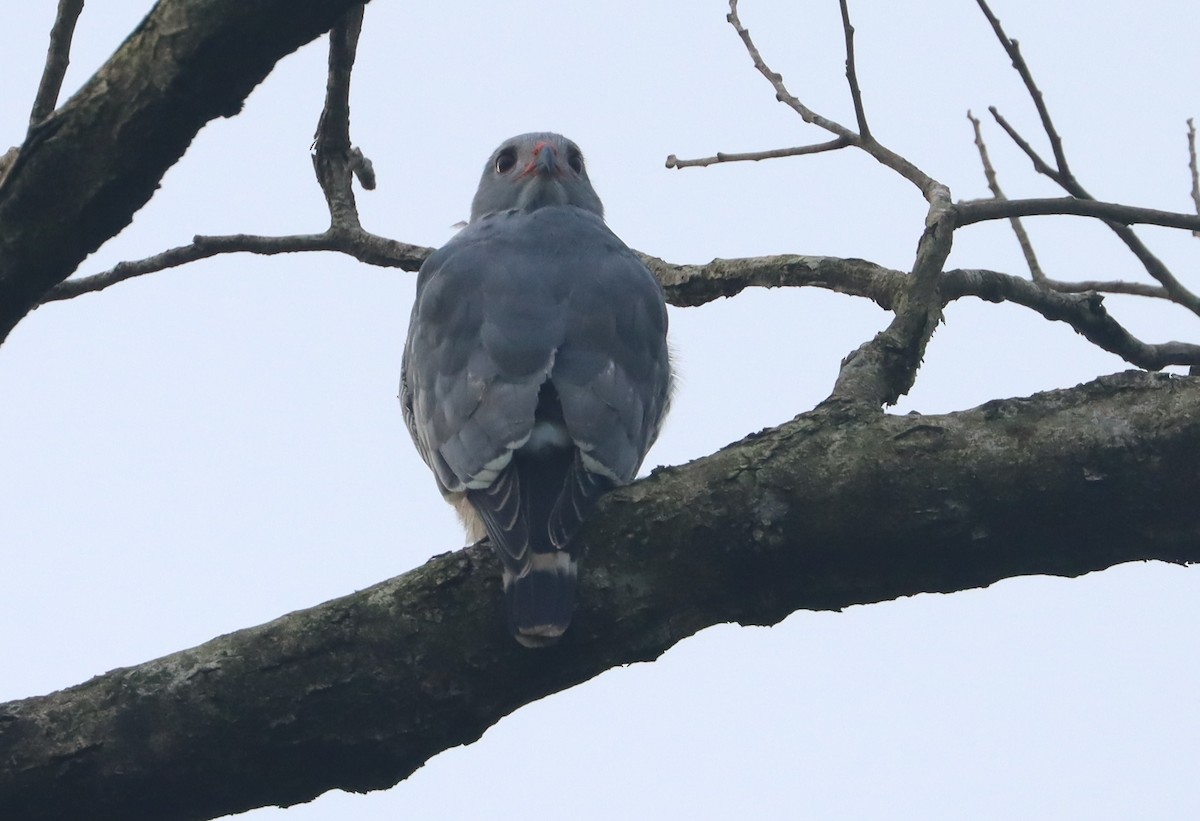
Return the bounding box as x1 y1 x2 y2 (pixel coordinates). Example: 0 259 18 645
1188 118 1199 239
27 0 85 132
838 0 870 140
977 0 1200 318
40 232 431 303
956 196 1200 232
975 0 1070 178
968 110 1046 283
665 139 850 169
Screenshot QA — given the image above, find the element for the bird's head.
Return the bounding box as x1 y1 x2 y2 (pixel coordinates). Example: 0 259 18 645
470 133 604 222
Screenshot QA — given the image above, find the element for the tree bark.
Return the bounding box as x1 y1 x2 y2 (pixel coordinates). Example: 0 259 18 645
1 370 1197 821
0 0 367 344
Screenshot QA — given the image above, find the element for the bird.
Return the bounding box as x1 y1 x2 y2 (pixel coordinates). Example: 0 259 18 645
401 132 672 647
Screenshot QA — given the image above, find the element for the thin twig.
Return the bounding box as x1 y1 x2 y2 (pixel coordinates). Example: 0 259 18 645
967 110 1046 283
838 0 870 140
988 107 1065 185
989 105 1200 316
980 15 1200 318
1188 118 1199 238
975 0 1070 177
956 197 1200 232
725 0 941 200
964 115 1170 299
27 0 86 131
665 139 850 169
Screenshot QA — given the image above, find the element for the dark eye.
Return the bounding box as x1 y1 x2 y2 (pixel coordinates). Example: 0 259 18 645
567 149 584 174
495 147 517 174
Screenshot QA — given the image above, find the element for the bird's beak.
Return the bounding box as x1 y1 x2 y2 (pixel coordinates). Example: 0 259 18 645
533 141 558 177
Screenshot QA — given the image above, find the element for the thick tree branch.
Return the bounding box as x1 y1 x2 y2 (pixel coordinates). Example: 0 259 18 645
2 371 1197 821
26 0 86 130
0 0 370 345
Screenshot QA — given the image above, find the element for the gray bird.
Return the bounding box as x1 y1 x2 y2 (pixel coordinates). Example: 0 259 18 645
401 133 672 647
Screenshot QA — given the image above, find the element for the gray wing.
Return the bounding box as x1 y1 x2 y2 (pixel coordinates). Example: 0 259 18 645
402 206 670 497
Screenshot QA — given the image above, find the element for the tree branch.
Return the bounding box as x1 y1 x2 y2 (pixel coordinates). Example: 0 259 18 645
977 3 1200 318
942 269 1200 369
664 138 851 170
838 0 870 140
724 0 941 199
955 197 1200 232
26 0 86 130
975 0 1071 178
1188 117 1199 239
312 4 370 231
0 0 370 345
39 231 431 303
967 109 1049 283
2 371 1197 821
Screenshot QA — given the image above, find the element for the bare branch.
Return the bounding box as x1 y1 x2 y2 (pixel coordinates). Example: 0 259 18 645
986 112 1200 316
311 5 370 230
943 269 1200 370
40 231 431 304
838 0 870 140
987 106 1063 183
649 248 1198 369
27 0 85 130
724 0 941 199
38 5 395 309
975 0 1071 177
961 116 1166 301
1188 118 1199 238
643 252 902 310
0 0 371 345
722 0 953 409
978 4 1200 318
1034 279 1167 299
665 139 851 169
956 197 1200 232
968 110 1047 283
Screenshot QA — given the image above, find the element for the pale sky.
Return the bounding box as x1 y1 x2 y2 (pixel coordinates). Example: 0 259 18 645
2 2 1198 819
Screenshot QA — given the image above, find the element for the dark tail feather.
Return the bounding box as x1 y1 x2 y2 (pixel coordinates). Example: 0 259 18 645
503 551 577 647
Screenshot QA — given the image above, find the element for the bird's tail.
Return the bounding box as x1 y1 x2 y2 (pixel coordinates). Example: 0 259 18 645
503 550 578 648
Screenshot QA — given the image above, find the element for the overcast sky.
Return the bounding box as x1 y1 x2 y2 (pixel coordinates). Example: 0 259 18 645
2 1 1198 819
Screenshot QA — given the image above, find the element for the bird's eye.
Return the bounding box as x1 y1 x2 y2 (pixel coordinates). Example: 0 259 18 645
495 148 517 174
567 149 584 174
